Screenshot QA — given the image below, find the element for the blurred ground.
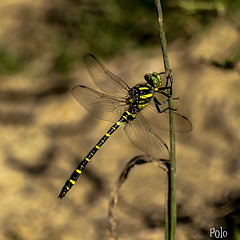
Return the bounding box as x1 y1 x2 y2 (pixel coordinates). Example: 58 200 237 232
0 1 240 240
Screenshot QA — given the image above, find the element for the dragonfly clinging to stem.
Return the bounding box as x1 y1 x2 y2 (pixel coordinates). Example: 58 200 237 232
58 54 192 199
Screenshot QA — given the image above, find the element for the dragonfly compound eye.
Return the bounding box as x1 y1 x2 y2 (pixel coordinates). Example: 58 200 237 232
144 73 155 87
152 72 162 88
144 73 162 88
144 73 151 81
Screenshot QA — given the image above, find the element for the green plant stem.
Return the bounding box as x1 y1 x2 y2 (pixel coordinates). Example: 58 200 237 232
154 1 176 240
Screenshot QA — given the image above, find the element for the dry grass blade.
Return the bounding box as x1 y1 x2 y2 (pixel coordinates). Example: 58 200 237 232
108 155 169 240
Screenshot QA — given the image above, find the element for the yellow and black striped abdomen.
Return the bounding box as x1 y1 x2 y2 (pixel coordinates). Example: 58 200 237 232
58 111 135 199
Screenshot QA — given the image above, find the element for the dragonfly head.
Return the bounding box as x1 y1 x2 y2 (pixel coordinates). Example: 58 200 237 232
144 72 162 89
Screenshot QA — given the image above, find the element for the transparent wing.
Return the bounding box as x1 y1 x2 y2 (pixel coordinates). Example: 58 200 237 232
84 53 130 96
72 85 128 122
124 114 170 160
141 99 193 133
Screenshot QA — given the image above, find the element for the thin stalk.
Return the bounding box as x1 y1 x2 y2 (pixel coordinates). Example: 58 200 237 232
154 1 176 240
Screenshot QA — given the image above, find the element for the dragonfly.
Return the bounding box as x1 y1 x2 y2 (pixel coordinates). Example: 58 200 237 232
58 53 192 199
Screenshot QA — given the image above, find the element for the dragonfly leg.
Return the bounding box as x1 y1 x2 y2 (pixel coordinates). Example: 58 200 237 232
158 70 180 100
154 97 177 113
158 90 172 98
159 70 173 95
159 91 180 100
157 106 177 113
154 96 168 106
164 69 172 84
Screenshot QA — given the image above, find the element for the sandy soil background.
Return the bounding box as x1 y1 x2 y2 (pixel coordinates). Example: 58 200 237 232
0 1 240 240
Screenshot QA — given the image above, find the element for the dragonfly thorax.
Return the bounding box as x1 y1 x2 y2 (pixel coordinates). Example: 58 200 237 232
127 83 154 113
